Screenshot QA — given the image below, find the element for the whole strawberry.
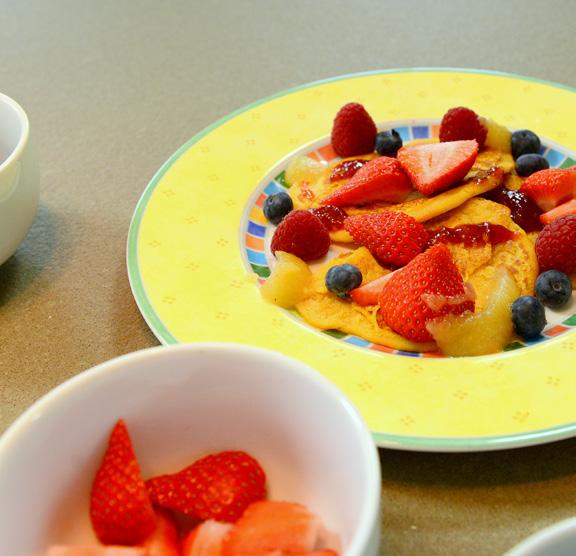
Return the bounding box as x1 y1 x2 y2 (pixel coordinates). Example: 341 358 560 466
331 102 377 157
344 211 428 267
535 215 576 275
439 106 487 148
321 156 412 207
271 210 330 261
378 243 475 342
90 420 157 545
146 450 267 523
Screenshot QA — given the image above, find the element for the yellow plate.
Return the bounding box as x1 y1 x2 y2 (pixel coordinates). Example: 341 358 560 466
127 69 576 451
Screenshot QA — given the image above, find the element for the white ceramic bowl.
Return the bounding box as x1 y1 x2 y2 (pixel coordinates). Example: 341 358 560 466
506 518 576 556
0 343 381 556
0 92 39 266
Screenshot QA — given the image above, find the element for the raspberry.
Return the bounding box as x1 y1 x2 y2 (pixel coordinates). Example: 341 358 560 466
439 107 487 148
344 211 428 267
271 210 330 261
535 215 576 274
330 103 377 157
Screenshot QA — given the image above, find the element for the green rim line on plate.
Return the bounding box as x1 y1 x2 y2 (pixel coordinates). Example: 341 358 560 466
126 68 576 451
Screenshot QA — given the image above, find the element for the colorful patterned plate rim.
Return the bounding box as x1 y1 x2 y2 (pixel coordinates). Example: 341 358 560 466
127 68 576 452
240 119 576 358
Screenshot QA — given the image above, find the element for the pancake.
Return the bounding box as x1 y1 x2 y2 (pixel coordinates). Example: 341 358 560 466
295 247 436 352
425 198 538 310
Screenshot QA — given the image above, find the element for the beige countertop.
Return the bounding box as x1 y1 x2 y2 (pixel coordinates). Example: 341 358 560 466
1 1 576 554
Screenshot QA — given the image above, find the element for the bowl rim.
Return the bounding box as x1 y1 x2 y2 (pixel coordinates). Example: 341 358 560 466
506 517 576 555
0 342 381 556
0 92 30 174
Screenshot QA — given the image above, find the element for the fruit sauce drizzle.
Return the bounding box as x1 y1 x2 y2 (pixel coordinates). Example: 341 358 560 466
427 223 517 248
329 158 369 182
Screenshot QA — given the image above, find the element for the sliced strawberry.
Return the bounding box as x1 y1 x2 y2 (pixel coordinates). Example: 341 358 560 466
147 451 266 523
350 273 395 306
378 243 475 342
90 420 156 546
182 520 233 556
540 198 576 224
46 547 146 556
344 211 428 267
221 501 339 556
397 140 479 195
141 510 180 556
320 157 412 206
520 167 576 211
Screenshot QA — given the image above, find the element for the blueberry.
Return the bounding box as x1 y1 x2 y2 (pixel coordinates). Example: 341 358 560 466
511 296 547 340
515 153 549 177
325 264 362 297
263 192 293 225
375 130 403 156
536 270 572 309
511 129 541 159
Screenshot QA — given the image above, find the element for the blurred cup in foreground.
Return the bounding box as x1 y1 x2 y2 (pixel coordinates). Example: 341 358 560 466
0 92 39 266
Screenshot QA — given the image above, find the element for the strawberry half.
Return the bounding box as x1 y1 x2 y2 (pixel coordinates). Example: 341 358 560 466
540 198 576 225
146 451 266 523
90 420 156 546
46 547 146 556
182 520 234 556
397 140 479 195
378 243 475 342
520 167 576 211
330 102 377 157
221 501 339 556
349 273 395 306
141 510 180 556
344 211 428 267
320 157 412 207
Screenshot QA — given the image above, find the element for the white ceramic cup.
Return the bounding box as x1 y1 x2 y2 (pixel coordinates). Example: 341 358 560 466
0 92 39 265
0 343 381 556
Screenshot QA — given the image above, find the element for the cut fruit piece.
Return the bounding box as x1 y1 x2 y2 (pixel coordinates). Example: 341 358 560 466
221 501 339 556
397 140 479 195
285 156 325 188
350 272 394 306
260 251 312 309
480 117 512 153
182 520 234 556
320 156 412 206
540 198 576 224
520 167 576 211
46 547 145 556
427 266 520 356
89 420 156 546
393 167 504 223
142 511 180 556
378 243 475 343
